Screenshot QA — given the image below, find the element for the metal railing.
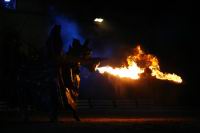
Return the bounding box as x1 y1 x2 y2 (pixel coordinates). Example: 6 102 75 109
0 99 156 111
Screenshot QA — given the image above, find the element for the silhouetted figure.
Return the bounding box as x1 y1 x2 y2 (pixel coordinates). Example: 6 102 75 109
1 29 33 121
45 24 64 122
45 26 82 122
58 39 90 121
58 38 100 121
17 50 37 122
46 25 63 60
1 25 104 123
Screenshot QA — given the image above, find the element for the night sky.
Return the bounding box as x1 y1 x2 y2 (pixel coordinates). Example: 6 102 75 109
0 0 197 107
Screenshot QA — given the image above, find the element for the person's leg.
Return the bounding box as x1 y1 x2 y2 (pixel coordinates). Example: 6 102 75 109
19 87 30 122
72 108 80 121
49 107 58 122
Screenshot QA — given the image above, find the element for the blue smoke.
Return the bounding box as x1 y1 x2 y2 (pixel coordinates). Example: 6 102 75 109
53 15 85 52
92 46 113 58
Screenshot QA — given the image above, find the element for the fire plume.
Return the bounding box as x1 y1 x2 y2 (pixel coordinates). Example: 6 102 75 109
96 45 182 83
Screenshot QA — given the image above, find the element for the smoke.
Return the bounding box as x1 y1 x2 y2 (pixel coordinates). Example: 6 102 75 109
49 8 85 52
48 7 127 59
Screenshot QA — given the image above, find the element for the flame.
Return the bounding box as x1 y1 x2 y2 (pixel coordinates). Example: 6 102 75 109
97 59 144 79
96 45 182 83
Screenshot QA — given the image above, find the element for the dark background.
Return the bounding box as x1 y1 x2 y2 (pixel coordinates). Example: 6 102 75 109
0 0 197 108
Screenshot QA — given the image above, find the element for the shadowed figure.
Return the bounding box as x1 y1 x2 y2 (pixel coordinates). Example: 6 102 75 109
1 29 36 121
46 26 90 122
58 38 93 122
4 24 103 122
46 25 64 59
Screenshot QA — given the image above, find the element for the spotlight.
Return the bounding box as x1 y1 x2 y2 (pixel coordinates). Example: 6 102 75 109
94 18 104 23
4 0 11 2
1 0 16 10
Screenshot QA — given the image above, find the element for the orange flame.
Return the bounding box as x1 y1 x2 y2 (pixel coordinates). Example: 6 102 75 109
97 59 144 79
96 45 182 83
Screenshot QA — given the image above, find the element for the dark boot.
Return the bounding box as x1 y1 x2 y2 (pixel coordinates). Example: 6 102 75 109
49 109 58 123
72 110 80 121
49 116 58 123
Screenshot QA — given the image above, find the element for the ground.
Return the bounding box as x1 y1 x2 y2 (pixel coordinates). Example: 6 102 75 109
0 108 200 133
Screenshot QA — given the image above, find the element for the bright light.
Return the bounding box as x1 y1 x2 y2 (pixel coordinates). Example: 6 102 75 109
94 18 104 23
4 0 11 2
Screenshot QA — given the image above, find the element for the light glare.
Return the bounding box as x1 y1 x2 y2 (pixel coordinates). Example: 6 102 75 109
94 18 104 23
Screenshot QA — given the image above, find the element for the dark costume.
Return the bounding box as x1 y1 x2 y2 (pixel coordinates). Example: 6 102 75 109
1 30 36 121
57 39 91 121
46 25 82 121
14 24 101 122
56 38 94 121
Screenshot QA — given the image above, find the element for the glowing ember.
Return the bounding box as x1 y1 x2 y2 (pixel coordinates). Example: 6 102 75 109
96 45 182 83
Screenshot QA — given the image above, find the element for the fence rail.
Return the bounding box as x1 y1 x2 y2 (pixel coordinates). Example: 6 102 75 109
0 99 175 112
